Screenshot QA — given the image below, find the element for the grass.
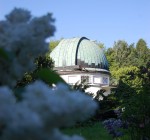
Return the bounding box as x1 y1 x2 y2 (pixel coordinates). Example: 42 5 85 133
61 122 113 140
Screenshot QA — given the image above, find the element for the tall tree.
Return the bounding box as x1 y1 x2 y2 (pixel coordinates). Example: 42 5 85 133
136 39 150 66
106 39 150 71
114 40 131 67
106 40 132 70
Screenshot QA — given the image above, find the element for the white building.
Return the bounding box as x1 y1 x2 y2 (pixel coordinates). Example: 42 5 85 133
50 37 111 97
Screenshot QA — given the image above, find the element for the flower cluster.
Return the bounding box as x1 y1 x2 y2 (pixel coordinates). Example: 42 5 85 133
0 81 97 140
0 8 55 87
103 118 124 138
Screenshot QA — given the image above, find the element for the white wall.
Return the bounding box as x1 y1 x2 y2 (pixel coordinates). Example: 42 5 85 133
60 73 110 95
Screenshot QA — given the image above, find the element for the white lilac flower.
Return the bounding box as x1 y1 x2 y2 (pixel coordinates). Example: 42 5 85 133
22 81 98 129
0 81 97 140
0 86 16 104
0 101 43 140
0 86 45 140
0 86 16 126
0 8 55 87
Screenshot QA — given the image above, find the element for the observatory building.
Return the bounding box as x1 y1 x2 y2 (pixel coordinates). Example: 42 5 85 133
50 37 111 96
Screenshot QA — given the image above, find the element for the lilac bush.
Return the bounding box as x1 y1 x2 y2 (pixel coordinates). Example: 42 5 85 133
0 8 55 87
0 82 97 140
0 8 98 140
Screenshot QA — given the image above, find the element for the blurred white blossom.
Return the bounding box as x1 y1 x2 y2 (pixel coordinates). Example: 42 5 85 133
0 86 16 104
0 8 55 87
22 81 97 129
0 81 97 140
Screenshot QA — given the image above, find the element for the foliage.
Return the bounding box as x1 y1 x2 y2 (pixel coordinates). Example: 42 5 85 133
104 39 150 139
62 122 113 140
34 68 66 86
114 63 150 140
89 89 120 123
49 40 60 52
111 66 141 90
16 55 55 87
106 40 132 70
105 39 150 71
97 42 105 49
35 55 54 69
136 39 150 66
72 80 89 93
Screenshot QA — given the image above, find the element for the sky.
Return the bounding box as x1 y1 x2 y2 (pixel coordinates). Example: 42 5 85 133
0 0 150 48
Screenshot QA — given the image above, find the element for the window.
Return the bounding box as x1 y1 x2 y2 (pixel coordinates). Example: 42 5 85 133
81 76 90 83
102 77 108 84
93 76 101 84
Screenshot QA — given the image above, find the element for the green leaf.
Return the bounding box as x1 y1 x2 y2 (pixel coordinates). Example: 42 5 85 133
0 48 9 60
34 68 66 85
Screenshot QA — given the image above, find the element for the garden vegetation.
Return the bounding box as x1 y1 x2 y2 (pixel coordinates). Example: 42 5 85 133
0 8 150 140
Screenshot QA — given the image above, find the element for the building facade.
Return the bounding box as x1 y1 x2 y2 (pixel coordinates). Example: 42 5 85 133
50 37 111 97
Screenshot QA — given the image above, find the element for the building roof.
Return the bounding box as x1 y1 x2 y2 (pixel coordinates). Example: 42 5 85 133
50 37 109 70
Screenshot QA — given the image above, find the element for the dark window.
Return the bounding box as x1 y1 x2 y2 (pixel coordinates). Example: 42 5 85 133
81 76 89 83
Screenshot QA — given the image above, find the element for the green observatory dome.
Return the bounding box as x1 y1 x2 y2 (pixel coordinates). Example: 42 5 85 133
50 37 109 71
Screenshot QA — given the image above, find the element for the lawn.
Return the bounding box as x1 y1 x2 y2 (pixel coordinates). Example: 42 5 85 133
62 122 113 140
